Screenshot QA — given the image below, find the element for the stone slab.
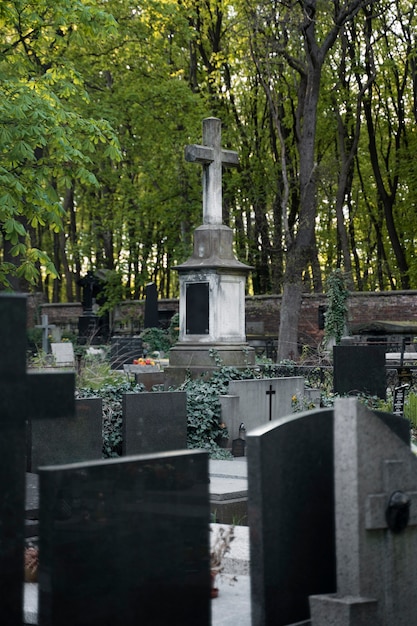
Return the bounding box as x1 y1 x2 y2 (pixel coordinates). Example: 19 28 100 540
247 408 336 626
27 397 102 472
38 450 210 626
122 390 187 455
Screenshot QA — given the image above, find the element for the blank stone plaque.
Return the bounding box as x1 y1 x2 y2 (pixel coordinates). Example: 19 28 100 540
186 282 209 334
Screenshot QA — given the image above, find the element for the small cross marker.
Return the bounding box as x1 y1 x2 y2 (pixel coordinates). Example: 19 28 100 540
266 384 276 421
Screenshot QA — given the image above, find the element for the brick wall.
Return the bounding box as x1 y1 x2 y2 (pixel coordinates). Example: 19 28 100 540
36 290 417 345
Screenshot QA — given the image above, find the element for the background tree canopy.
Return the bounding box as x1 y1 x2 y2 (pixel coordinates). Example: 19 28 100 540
1 0 416 356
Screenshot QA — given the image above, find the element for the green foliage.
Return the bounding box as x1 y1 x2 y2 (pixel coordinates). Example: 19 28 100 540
179 366 256 457
404 392 417 430
77 377 144 458
140 327 174 354
324 270 349 347
0 0 120 287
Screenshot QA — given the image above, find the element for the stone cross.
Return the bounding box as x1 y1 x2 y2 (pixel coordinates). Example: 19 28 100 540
35 313 55 353
185 117 239 225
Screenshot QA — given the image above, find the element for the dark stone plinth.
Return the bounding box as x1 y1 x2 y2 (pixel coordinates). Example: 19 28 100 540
38 450 210 626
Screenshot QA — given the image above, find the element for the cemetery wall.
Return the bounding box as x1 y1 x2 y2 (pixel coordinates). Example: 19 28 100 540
35 290 417 345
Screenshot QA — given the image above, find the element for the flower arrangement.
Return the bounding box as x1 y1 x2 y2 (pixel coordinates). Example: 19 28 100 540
133 357 155 366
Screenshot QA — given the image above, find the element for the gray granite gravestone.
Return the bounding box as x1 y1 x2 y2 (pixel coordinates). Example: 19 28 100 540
38 450 210 626
122 391 187 455
220 377 305 444
27 397 102 472
310 398 417 626
333 345 386 399
0 294 75 625
247 408 336 626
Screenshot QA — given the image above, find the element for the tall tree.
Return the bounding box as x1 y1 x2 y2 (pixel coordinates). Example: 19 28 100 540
0 0 120 291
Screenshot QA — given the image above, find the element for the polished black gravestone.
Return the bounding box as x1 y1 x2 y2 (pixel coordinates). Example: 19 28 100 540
110 336 143 370
27 397 102 472
247 409 336 626
0 294 75 625
0 295 27 624
333 344 387 399
144 281 159 328
38 450 210 626
122 391 187 455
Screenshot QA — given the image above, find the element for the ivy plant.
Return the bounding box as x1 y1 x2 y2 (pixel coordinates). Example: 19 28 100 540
323 269 349 347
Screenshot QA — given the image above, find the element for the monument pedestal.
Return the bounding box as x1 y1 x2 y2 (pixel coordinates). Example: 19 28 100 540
164 343 255 387
168 117 255 386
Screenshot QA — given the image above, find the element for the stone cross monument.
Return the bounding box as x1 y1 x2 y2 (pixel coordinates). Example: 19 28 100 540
184 117 239 225
166 117 255 385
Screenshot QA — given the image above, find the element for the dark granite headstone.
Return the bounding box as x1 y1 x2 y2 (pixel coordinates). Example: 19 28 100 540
122 391 187 455
0 295 75 624
38 450 210 626
27 397 102 472
186 282 209 334
0 295 28 624
144 282 159 328
110 336 143 370
333 344 387 399
247 409 336 626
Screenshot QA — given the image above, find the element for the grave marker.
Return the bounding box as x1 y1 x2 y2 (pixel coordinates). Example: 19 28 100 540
27 397 102 472
333 345 387 399
185 116 239 225
310 398 417 625
247 408 336 626
144 282 159 329
220 377 305 443
0 295 75 625
38 450 210 626
122 391 187 455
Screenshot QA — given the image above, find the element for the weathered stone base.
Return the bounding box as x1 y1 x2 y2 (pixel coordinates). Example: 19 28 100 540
164 343 256 387
309 594 379 626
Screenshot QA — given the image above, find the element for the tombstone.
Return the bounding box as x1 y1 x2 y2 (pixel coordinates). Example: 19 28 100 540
144 282 159 328
27 397 103 472
77 271 109 343
247 408 336 626
310 398 417 625
333 345 386 399
122 391 187 455
51 342 75 367
0 294 75 625
110 336 143 370
35 313 56 353
166 117 255 385
38 450 210 626
220 377 305 444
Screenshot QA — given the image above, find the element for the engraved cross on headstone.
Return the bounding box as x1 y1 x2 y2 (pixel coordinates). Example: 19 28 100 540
185 117 239 225
266 384 276 421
